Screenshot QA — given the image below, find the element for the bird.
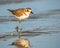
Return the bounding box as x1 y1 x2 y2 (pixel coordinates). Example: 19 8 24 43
8 8 33 38
8 8 33 22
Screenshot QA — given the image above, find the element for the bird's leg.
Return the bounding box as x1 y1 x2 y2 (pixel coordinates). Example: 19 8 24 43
16 26 19 32
19 23 22 38
18 20 22 38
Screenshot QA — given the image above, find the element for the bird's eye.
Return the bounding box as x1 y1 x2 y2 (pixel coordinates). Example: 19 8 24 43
26 9 29 12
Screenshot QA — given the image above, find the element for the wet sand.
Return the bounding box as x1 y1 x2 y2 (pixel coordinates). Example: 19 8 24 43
0 9 60 48
0 0 60 48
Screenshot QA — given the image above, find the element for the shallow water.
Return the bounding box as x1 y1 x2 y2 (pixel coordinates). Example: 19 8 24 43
0 0 60 48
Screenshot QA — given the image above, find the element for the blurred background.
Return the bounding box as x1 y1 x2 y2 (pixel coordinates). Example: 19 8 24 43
0 0 35 4
0 0 60 48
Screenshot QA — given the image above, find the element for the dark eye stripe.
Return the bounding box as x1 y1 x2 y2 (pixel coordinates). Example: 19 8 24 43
27 9 29 12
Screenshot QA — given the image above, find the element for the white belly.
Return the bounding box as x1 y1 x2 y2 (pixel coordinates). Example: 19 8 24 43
16 15 29 20
15 12 30 20
20 15 29 20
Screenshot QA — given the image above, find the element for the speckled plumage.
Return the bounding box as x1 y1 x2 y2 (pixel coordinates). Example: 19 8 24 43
8 8 32 20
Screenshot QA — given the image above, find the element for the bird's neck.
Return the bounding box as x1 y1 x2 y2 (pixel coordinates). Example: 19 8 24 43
24 12 30 16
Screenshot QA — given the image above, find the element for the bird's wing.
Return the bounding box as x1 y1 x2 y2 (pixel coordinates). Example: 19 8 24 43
8 8 26 17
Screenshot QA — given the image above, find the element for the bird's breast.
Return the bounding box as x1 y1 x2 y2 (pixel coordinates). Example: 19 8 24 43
19 15 29 20
15 12 30 20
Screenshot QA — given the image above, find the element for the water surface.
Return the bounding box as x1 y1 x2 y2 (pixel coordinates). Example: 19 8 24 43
0 0 60 48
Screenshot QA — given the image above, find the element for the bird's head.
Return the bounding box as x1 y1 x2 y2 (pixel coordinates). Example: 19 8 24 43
25 8 33 14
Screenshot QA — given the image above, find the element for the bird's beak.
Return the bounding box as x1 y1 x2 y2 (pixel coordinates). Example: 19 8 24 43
31 11 34 14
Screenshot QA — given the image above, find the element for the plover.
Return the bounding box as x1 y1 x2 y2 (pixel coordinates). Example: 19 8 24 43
8 8 33 38
8 8 33 22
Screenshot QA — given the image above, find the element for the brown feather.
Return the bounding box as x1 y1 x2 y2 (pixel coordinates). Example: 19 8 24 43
8 8 27 17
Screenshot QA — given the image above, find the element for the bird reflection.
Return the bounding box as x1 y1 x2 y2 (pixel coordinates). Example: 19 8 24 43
15 26 19 32
13 26 31 48
11 38 31 48
15 26 22 38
